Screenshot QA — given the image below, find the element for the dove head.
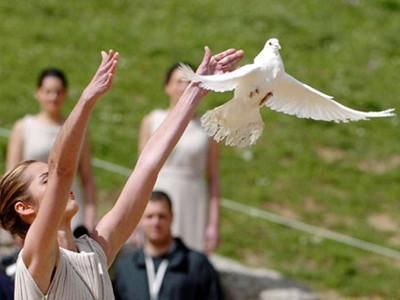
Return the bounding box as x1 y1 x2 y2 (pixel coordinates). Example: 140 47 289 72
265 38 281 51
254 38 282 64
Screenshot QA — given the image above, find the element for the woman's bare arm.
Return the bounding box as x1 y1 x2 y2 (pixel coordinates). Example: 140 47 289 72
22 51 118 293
93 47 244 265
138 114 152 153
6 119 24 171
205 139 221 253
78 135 97 231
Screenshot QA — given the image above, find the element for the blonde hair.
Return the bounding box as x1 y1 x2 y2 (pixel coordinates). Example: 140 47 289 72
0 160 36 238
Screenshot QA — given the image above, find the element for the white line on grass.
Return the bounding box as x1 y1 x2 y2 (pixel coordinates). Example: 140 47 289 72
1 126 400 260
221 198 400 260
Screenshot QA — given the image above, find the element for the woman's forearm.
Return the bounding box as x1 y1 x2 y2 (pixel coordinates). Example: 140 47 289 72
208 197 220 227
48 50 117 180
48 97 95 178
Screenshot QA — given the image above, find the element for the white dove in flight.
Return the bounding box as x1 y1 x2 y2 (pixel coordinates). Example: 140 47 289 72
180 38 395 147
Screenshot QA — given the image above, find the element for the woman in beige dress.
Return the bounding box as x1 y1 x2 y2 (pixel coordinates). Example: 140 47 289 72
0 48 243 299
6 68 96 234
139 63 220 253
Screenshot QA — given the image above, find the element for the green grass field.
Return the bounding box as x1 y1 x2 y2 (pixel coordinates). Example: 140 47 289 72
0 0 399 298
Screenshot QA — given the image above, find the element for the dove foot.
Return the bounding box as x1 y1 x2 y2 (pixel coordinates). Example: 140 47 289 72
259 92 273 106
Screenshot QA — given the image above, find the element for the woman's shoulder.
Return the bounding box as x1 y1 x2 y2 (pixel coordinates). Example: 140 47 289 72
12 115 34 129
9 115 34 137
141 109 167 129
75 235 107 263
147 109 167 120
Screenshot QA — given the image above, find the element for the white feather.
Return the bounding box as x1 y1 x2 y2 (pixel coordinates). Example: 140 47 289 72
179 63 260 92
267 74 395 122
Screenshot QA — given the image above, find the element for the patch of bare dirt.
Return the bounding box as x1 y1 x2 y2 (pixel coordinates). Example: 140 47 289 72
316 290 343 300
358 155 400 175
315 145 346 163
261 202 300 219
322 213 355 227
367 213 398 232
241 249 267 268
389 233 400 247
303 196 324 213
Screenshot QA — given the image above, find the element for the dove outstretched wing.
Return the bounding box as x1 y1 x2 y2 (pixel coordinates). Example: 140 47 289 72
180 63 261 92
266 73 395 122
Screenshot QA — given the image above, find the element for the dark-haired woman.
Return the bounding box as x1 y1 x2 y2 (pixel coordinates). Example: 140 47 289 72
6 68 97 234
139 63 220 253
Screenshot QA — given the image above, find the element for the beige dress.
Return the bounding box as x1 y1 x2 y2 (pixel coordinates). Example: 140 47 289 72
22 115 85 230
14 235 114 300
148 109 210 251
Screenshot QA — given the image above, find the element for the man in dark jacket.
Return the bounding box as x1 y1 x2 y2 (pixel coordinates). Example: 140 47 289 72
113 191 223 300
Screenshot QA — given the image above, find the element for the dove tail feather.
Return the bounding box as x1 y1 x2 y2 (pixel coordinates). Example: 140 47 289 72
178 63 238 92
178 63 202 83
200 98 264 147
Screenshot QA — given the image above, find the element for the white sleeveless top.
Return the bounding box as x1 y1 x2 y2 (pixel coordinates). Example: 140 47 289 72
21 115 85 229
14 235 114 300
149 109 210 251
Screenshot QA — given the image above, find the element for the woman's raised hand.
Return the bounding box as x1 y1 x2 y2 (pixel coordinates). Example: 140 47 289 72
196 46 244 76
82 50 119 102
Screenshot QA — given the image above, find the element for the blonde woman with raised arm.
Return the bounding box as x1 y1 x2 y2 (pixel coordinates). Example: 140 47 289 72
0 47 243 299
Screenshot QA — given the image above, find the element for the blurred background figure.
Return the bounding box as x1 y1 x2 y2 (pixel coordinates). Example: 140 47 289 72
113 191 224 300
6 68 97 235
0 270 13 300
138 63 220 253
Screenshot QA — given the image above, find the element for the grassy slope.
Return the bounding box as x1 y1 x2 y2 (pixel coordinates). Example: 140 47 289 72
0 0 399 297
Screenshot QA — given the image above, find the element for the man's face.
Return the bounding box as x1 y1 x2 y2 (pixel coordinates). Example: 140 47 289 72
141 200 172 245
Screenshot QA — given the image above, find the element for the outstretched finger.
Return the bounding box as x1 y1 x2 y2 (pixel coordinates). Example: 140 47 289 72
100 60 118 92
99 51 119 75
195 46 213 75
108 56 119 76
105 72 115 88
218 49 244 71
101 51 108 63
101 49 114 64
96 50 113 76
106 52 119 70
213 48 236 62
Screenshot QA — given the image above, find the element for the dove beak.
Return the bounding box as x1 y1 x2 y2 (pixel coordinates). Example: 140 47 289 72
277 43 281 50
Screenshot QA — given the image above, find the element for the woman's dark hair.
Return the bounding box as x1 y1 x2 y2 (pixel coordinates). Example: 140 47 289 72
150 190 173 214
164 62 195 86
37 68 68 89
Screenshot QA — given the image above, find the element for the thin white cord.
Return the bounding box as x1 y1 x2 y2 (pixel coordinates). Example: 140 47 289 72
221 198 400 260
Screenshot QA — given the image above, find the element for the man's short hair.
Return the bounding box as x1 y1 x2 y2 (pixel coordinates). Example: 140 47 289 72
150 190 173 214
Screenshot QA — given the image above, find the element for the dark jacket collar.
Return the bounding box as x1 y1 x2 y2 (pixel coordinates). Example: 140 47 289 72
134 238 189 271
